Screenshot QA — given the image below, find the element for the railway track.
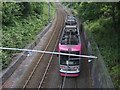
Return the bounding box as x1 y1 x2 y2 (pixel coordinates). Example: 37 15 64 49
21 6 66 89
39 8 67 89
1 3 93 89
38 12 66 89
60 77 78 89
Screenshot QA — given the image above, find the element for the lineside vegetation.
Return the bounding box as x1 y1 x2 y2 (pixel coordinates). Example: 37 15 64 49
63 2 120 88
1 2 56 69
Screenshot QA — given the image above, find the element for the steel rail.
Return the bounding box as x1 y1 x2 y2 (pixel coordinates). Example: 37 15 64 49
38 9 66 89
22 10 61 89
75 78 78 89
60 73 79 89
38 23 61 89
60 76 67 89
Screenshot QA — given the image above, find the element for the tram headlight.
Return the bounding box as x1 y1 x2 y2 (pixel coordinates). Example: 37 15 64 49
73 66 78 69
60 66 65 69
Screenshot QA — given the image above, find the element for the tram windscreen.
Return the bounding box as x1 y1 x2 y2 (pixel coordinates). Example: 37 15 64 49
60 55 79 66
61 51 79 55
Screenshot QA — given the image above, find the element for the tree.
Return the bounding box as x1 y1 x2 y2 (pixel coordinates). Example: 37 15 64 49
21 2 32 17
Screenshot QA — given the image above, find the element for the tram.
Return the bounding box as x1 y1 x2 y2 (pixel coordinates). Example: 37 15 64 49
65 15 77 29
58 16 82 76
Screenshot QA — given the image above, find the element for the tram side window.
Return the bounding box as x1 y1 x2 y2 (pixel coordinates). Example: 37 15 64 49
60 55 68 65
60 51 79 55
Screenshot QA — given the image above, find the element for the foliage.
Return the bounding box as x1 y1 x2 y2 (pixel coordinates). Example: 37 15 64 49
83 6 119 89
2 2 21 26
110 65 120 88
78 3 101 21
85 17 119 67
2 2 55 69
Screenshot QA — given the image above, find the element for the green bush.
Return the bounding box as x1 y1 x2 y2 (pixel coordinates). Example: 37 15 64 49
2 2 56 70
85 17 119 88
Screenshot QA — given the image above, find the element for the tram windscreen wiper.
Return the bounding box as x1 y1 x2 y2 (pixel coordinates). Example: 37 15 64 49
70 58 81 60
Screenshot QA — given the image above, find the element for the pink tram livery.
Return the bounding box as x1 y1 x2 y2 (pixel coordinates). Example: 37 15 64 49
58 16 82 77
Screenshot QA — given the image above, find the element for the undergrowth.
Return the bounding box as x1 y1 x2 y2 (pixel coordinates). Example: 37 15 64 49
1 3 56 70
84 17 120 88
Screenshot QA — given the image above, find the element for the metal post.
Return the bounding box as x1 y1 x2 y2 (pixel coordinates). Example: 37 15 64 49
48 2 50 23
70 0 72 15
